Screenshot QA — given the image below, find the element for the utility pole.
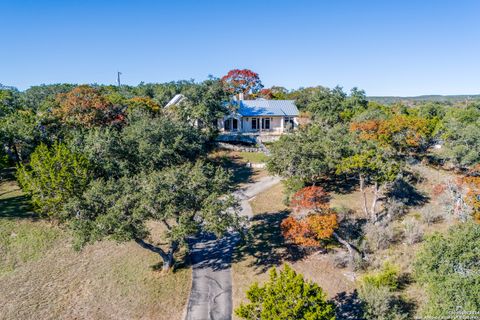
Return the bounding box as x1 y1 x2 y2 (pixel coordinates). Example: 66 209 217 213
117 71 122 87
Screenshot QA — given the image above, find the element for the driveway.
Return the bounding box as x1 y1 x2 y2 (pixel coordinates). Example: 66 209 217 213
185 175 281 320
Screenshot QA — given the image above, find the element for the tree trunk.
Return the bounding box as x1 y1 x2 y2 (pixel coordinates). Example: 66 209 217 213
359 173 369 218
135 238 178 271
332 231 362 265
10 142 21 165
370 181 379 222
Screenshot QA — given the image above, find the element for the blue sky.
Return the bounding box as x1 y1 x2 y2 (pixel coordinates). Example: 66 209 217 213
1 0 479 96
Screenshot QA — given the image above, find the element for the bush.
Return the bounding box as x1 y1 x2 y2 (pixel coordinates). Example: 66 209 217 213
358 263 408 320
384 199 408 223
358 282 408 320
361 263 400 290
402 218 424 245
364 223 398 252
235 264 335 320
414 223 480 316
419 207 444 225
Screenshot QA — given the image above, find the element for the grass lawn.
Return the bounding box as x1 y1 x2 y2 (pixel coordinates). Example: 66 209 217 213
209 149 269 186
0 178 191 320
233 151 269 164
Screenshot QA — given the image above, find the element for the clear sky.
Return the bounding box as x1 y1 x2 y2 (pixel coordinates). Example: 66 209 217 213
1 0 479 96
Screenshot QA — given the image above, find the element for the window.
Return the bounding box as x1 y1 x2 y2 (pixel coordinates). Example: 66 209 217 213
251 118 258 130
232 118 238 131
262 118 271 130
284 117 295 131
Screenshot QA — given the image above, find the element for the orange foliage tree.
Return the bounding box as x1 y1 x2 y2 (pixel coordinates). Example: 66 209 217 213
54 85 126 128
350 114 433 154
126 97 161 114
281 212 338 247
282 186 361 260
281 186 337 247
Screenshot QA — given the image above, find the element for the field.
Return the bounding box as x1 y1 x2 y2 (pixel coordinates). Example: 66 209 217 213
0 177 191 320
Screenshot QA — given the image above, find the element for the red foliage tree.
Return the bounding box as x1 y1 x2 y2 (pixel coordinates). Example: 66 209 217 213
282 186 337 247
54 85 126 128
290 186 330 214
221 69 263 96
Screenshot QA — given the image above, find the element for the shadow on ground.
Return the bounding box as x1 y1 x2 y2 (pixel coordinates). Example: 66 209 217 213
0 194 36 220
387 177 429 207
210 153 256 186
333 290 365 320
187 233 240 272
232 211 308 274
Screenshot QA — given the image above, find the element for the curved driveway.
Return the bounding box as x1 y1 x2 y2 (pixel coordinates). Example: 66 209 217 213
185 176 281 320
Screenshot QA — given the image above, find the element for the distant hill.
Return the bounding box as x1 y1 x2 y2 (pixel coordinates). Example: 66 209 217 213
368 94 480 105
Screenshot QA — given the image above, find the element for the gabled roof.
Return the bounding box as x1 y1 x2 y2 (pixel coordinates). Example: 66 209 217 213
234 100 299 117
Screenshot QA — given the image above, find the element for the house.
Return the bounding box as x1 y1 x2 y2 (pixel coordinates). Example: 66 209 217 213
219 98 299 135
164 94 300 135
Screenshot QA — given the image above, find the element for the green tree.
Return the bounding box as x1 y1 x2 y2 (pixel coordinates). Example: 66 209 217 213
441 104 480 167
172 78 229 137
267 123 352 184
66 161 239 270
17 143 91 218
414 222 480 316
235 264 335 320
336 144 400 221
0 109 40 163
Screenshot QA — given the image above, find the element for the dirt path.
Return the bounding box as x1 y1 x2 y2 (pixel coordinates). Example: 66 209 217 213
185 176 281 320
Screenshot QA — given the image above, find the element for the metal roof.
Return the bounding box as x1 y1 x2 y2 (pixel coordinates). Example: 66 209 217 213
164 94 186 108
234 100 299 117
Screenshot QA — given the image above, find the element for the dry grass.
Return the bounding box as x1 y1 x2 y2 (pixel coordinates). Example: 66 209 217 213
233 163 465 318
249 183 287 215
232 181 355 318
0 180 191 320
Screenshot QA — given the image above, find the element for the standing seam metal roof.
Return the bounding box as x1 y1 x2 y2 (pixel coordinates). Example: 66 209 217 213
234 100 299 117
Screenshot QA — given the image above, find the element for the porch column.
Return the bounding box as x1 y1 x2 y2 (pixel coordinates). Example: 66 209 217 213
259 117 262 133
281 116 284 132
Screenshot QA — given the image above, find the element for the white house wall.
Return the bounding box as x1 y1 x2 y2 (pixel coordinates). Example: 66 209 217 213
218 116 297 133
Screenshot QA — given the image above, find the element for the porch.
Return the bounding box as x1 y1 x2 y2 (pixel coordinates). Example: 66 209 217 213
219 116 295 134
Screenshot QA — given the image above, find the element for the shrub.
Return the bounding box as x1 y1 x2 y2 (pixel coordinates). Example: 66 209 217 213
361 263 400 290
402 218 424 245
364 223 398 252
358 263 408 320
414 223 480 316
235 264 335 320
358 282 408 320
419 207 444 225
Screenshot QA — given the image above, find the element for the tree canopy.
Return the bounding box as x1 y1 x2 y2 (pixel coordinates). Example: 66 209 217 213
235 264 335 320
